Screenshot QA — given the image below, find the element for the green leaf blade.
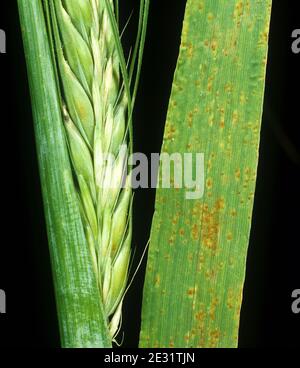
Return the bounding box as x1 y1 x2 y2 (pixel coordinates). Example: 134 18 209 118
140 0 272 348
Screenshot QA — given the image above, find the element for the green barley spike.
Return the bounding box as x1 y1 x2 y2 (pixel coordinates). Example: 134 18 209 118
51 0 133 340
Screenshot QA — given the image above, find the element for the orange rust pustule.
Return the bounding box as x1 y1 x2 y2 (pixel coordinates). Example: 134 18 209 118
187 287 197 297
209 329 221 347
191 223 200 241
195 310 206 322
200 200 223 251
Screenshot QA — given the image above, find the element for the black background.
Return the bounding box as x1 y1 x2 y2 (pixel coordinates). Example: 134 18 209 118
0 0 299 348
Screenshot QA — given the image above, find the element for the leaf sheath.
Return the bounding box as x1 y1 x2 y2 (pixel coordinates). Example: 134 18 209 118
18 0 111 347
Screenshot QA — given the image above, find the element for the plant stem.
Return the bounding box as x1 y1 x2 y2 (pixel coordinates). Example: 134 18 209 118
18 0 111 348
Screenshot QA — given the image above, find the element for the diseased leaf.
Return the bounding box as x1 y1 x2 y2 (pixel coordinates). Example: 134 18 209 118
140 0 272 348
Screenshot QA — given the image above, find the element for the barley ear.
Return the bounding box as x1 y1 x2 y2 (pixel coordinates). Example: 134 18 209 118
47 0 150 343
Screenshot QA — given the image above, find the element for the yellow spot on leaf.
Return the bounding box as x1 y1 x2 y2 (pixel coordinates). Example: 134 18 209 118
206 178 213 190
198 1 204 11
231 209 237 217
226 232 233 241
207 12 214 21
232 110 239 125
187 287 197 297
235 168 241 179
154 274 160 288
209 297 219 321
209 329 221 348
234 1 244 18
191 223 199 241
